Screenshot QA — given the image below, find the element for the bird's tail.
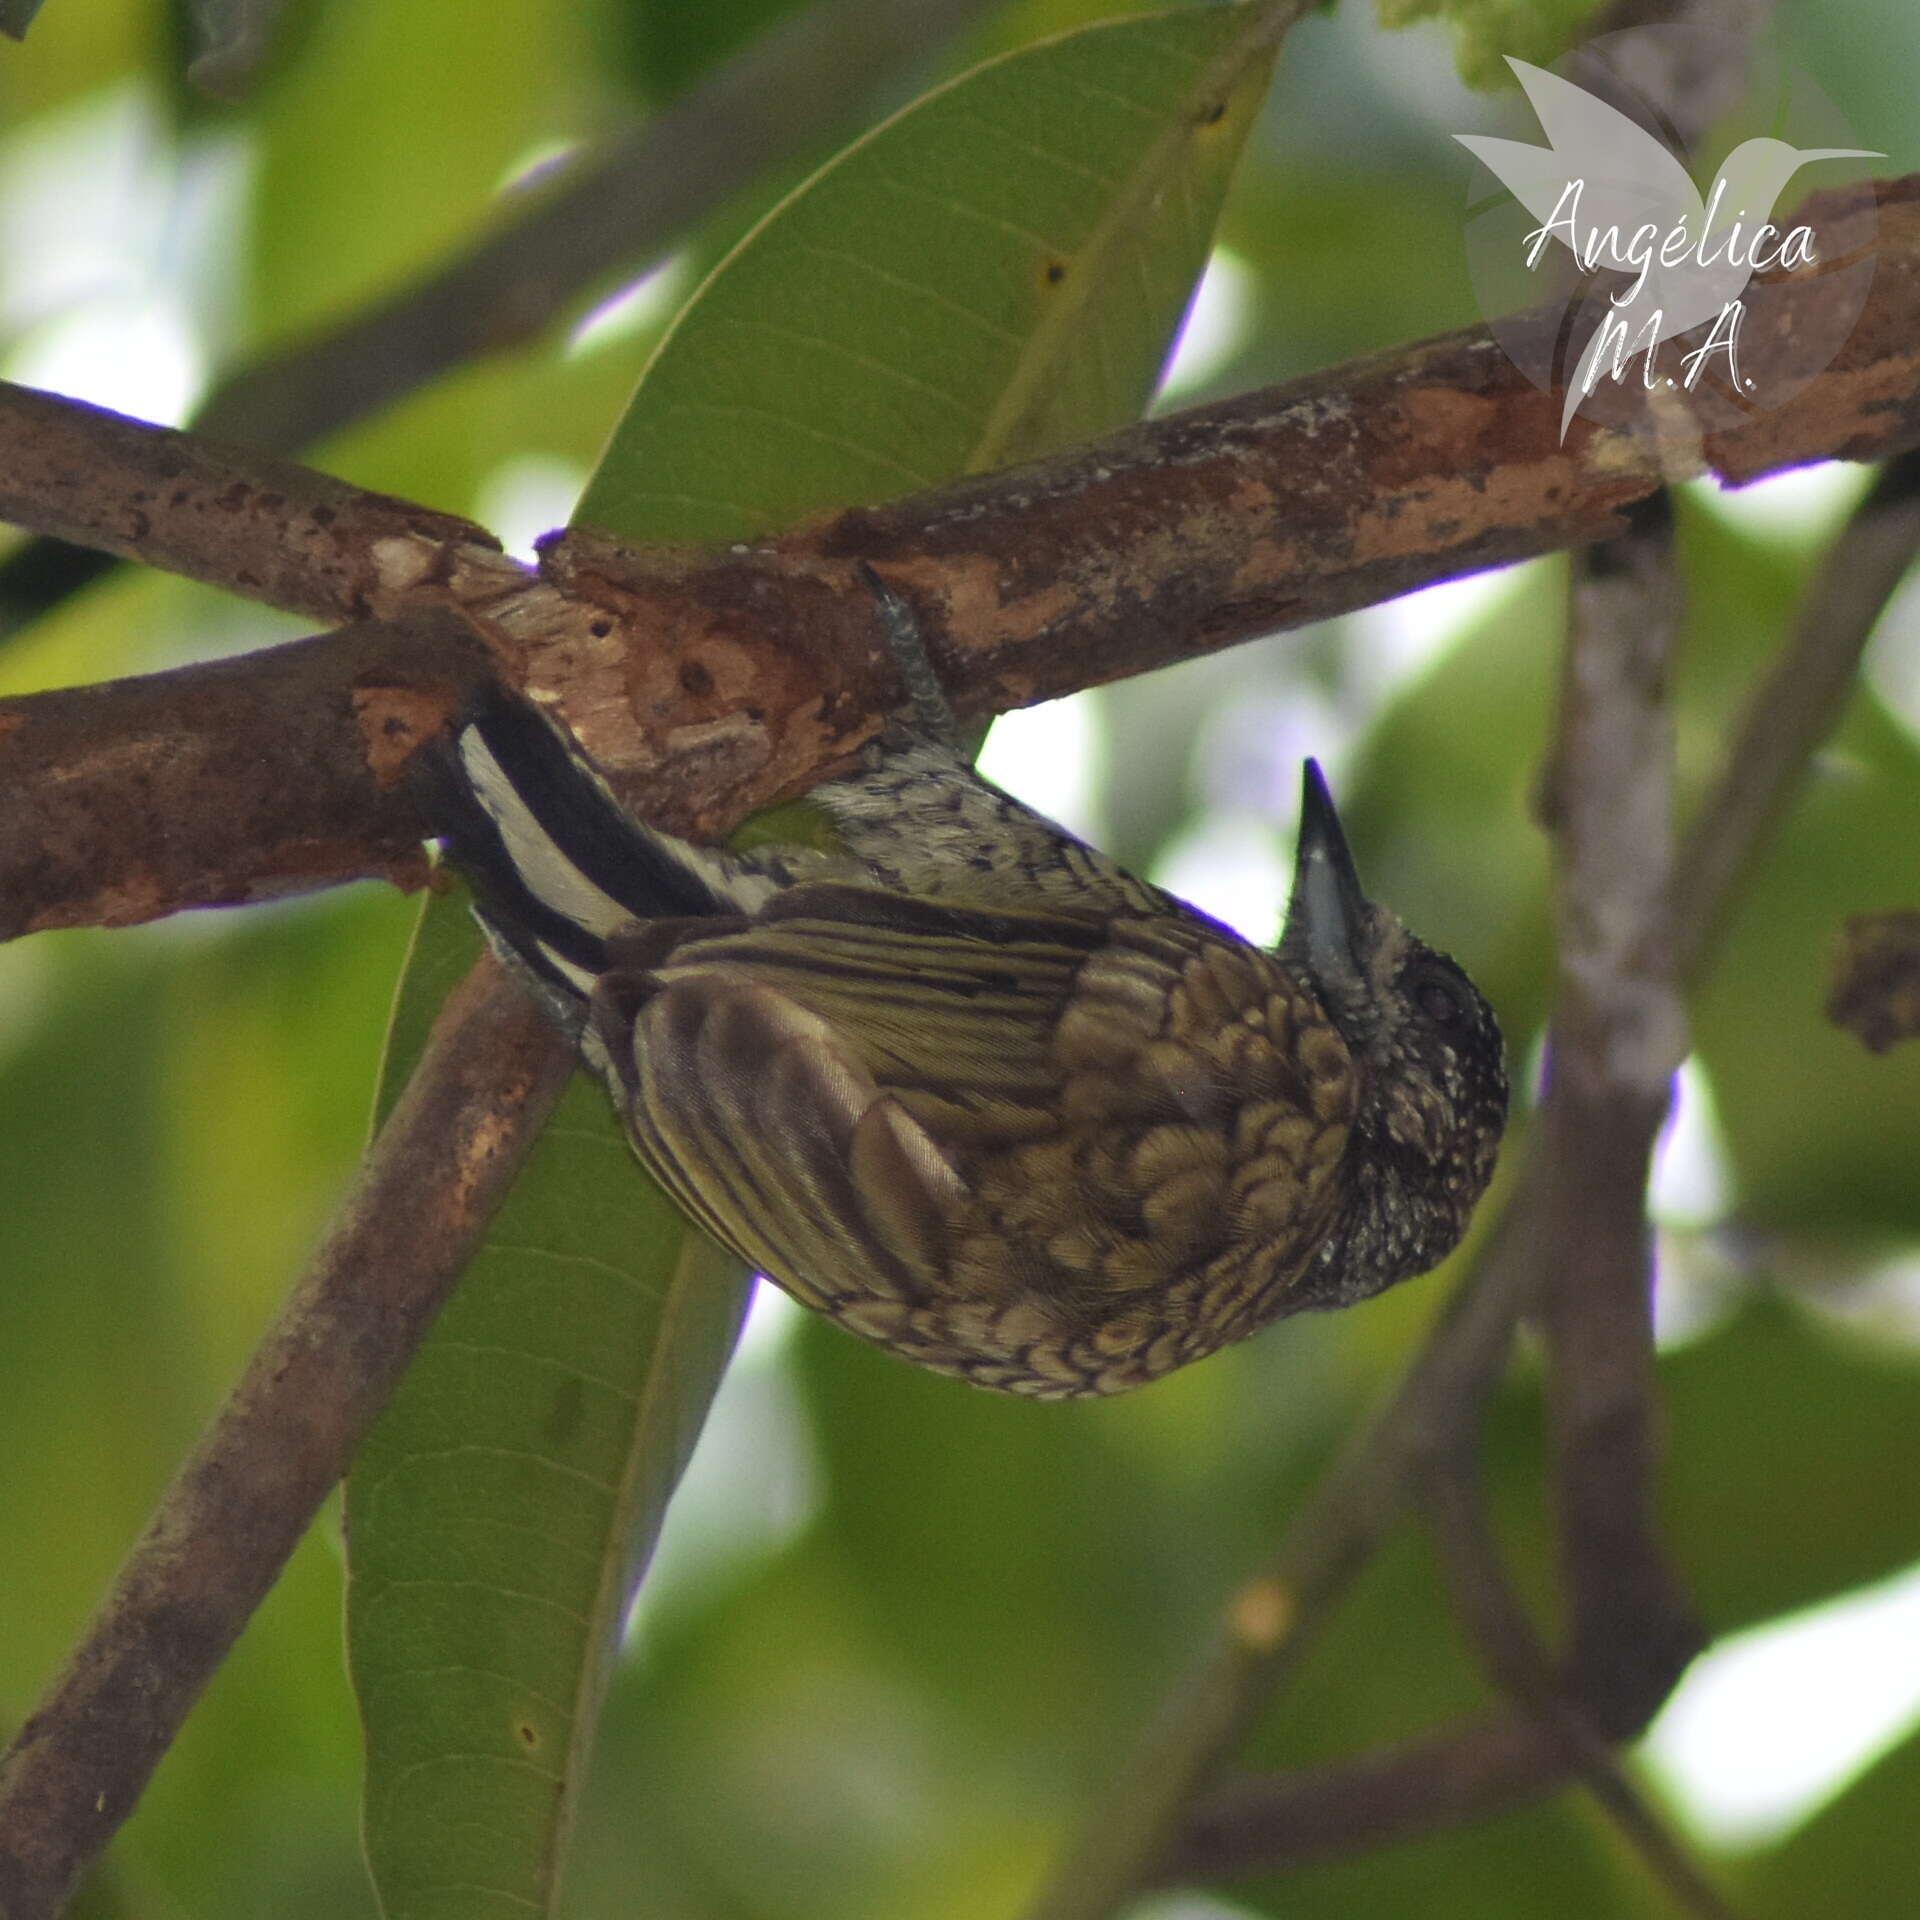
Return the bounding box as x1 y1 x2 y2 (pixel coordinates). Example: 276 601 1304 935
413 684 728 1012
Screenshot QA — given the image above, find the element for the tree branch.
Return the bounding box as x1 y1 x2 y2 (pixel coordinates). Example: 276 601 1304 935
4 173 1920 943
0 377 503 622
1164 1448 1737 1907
0 959 574 1920
1421 1458 1742 1920
0 612 493 937
1537 498 1703 1734
1672 447 1920 980
1130 409 1920 1904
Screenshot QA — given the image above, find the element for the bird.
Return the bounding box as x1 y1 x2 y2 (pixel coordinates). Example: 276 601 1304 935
411 572 1508 1398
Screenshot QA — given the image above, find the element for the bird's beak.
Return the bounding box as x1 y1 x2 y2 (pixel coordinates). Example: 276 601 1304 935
1282 760 1371 989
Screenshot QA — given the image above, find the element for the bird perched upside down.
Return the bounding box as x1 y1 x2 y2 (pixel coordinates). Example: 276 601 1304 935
414 576 1507 1398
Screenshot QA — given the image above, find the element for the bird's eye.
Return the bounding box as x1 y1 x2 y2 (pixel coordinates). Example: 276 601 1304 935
1413 971 1464 1026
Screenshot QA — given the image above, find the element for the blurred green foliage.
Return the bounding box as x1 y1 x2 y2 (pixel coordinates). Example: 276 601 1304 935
2 2 1919 1918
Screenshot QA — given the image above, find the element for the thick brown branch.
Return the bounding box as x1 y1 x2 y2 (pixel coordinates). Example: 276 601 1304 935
0 378 501 622
0 612 494 937
0 959 574 1920
3 178 1919 940
528 175 1920 817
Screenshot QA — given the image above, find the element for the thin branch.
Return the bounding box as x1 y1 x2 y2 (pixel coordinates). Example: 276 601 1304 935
1538 499 1704 1734
1158 1451 1738 1907
1672 448 1920 981
1423 1459 1742 1920
0 959 575 1920
1174 1712 1575 1871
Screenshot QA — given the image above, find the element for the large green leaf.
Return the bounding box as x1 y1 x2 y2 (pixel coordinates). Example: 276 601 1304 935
348 5 1285 1915
576 1 1284 537
347 896 755 1920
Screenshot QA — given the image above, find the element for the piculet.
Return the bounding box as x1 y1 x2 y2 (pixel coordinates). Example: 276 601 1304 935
413 573 1508 1398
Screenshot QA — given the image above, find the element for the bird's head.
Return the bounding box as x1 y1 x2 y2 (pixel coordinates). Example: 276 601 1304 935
1277 762 1509 1304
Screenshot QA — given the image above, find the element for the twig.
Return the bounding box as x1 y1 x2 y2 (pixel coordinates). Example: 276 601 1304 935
0 959 574 1920
1423 1459 1742 1920
1672 449 1920 981
1172 1711 1576 1871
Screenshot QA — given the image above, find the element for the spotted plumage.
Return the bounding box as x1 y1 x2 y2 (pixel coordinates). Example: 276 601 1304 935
412 581 1507 1397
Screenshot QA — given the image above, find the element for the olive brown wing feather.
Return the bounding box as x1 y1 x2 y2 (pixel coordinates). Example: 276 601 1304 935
588 882 1355 1324
588 883 1108 1314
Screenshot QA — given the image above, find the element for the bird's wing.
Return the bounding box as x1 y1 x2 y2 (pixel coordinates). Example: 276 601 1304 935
590 884 1103 1310
591 882 1356 1327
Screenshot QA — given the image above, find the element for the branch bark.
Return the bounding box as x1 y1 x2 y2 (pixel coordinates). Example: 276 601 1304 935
4 172 1920 942
0 959 573 1920
1537 496 1703 1733
1421 1459 1741 1920
0 612 492 936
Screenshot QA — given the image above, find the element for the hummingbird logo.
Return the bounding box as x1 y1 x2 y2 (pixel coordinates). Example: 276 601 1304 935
1458 57 1878 440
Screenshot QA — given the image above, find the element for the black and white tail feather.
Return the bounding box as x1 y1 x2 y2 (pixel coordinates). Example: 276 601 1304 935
414 685 786 1025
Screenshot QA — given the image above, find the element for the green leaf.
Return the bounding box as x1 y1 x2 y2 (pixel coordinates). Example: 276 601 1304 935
347 893 753 1920
576 0 1287 541
350 6 1281 1912
1659 1298 1920 1633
